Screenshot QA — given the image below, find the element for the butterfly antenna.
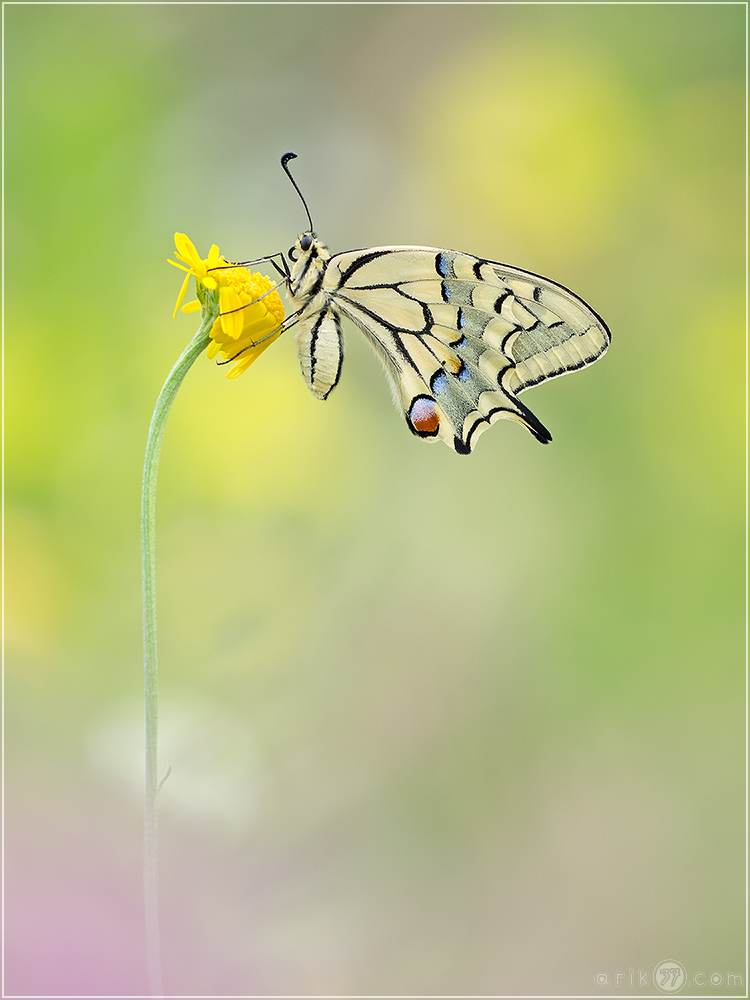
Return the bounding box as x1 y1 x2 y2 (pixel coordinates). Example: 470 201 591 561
281 152 314 233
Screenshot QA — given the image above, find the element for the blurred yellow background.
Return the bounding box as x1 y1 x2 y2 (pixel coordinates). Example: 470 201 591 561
4 4 745 996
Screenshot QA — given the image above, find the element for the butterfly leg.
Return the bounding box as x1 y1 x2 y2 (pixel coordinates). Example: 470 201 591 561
215 306 308 366
208 251 291 282
217 277 290 322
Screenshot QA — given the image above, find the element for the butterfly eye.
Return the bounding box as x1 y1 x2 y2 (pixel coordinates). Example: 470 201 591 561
300 234 313 252
288 245 298 262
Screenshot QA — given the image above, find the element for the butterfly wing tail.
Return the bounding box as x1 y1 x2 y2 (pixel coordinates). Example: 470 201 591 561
451 387 553 452
376 344 553 453
505 395 553 444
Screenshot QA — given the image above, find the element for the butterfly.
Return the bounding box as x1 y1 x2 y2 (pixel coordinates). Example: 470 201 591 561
250 153 610 455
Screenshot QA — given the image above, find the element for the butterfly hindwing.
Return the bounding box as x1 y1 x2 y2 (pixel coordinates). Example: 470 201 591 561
288 240 610 453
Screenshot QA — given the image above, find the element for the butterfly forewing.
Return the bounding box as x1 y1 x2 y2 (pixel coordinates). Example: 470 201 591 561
288 240 610 453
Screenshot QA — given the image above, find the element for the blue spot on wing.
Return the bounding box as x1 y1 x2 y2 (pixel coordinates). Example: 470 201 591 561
431 371 449 394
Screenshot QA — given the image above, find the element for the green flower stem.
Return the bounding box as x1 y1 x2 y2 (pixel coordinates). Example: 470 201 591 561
141 308 215 996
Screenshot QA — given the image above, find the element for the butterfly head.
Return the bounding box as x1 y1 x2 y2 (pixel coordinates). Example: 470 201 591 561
288 231 329 262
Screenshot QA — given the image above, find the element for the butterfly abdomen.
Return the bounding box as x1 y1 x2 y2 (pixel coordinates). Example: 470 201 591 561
294 304 344 400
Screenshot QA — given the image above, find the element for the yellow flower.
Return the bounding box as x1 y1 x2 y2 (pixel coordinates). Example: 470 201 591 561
169 233 285 378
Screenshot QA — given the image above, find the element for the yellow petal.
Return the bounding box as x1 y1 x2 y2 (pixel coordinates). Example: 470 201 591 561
174 233 203 270
238 296 263 325
208 317 223 347
172 272 191 319
250 311 278 338
225 329 282 378
202 276 217 290
180 300 201 313
220 286 244 339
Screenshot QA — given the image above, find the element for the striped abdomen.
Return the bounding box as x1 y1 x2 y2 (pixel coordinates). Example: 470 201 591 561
294 305 344 400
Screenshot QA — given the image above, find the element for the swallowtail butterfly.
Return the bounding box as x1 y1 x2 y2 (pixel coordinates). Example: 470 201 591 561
244 153 610 454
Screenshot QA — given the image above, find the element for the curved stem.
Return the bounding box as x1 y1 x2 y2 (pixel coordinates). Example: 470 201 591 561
141 316 214 996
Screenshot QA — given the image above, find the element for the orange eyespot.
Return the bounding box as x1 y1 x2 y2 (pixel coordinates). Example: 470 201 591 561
409 397 440 435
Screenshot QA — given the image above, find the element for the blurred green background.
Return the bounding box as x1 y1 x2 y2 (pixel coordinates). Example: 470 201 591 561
4 4 745 996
